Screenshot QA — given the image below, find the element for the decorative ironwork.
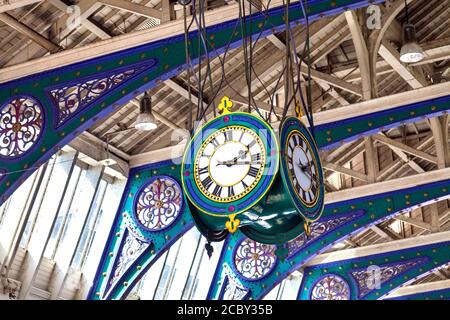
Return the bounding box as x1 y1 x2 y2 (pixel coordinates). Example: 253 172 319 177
310 275 351 300
135 176 182 231
219 275 250 300
107 228 150 293
350 258 428 298
287 211 364 257
0 96 44 159
47 62 155 128
234 238 277 280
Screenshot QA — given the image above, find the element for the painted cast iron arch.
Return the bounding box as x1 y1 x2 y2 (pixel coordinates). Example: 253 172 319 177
88 89 450 299
206 174 450 300
297 240 450 300
0 0 385 207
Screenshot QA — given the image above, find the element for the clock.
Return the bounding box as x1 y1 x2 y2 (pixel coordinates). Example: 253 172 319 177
181 97 279 234
279 116 324 223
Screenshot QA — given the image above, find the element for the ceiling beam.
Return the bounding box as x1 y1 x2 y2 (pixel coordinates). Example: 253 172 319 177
378 40 428 89
344 10 372 100
372 133 438 164
0 0 42 13
325 167 450 205
322 161 369 182
48 0 110 40
384 279 450 299
306 230 450 265
308 82 449 126
429 115 450 169
164 79 208 110
267 34 361 97
0 12 61 53
99 0 162 20
394 215 433 231
0 0 290 83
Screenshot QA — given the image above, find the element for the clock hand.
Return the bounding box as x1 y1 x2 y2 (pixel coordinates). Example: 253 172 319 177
296 161 316 182
217 149 250 167
218 160 262 165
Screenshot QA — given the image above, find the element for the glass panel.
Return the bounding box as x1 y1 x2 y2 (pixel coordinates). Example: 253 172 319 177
20 156 57 248
137 251 168 300
0 167 39 260
72 179 108 269
80 178 126 282
43 165 82 259
189 240 223 300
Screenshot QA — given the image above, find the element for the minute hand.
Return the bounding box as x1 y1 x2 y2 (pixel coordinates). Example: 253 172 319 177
218 160 261 165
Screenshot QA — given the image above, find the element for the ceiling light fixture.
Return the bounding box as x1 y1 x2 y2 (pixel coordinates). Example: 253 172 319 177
135 92 157 131
400 1 424 63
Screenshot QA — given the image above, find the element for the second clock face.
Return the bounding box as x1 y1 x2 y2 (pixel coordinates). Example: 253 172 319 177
286 131 320 205
279 116 324 222
194 126 266 202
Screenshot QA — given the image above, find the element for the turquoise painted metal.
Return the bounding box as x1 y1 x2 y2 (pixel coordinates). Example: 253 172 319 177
0 0 385 207
89 153 450 299
88 159 195 300
87 93 450 300
298 240 450 300
207 177 450 300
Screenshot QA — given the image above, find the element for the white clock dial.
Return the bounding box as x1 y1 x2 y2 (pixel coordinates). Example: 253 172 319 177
287 132 319 205
194 126 266 202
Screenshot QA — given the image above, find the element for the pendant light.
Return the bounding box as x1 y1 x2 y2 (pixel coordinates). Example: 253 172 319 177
399 0 424 63
135 91 157 131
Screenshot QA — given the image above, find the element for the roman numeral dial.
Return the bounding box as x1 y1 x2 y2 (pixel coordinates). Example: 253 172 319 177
286 131 320 205
194 126 266 202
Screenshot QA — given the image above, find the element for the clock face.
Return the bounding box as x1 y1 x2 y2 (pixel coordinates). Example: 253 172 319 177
280 117 324 222
194 126 266 203
287 131 320 205
182 112 279 218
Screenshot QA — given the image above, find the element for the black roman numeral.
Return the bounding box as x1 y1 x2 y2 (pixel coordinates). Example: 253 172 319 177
228 186 235 197
198 167 208 175
212 184 222 197
311 184 317 196
248 166 259 178
238 131 245 142
241 180 249 189
211 138 220 148
201 176 213 190
308 190 315 201
224 130 232 142
251 153 261 162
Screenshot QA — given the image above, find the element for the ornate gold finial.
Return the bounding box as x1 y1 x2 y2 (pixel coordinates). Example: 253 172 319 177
304 220 311 236
218 96 233 115
295 101 303 118
225 214 240 233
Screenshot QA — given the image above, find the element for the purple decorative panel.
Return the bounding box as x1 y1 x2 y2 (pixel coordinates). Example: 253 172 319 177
47 61 156 128
0 96 44 159
134 176 183 231
287 211 364 257
310 274 351 300
234 238 277 280
350 258 428 298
